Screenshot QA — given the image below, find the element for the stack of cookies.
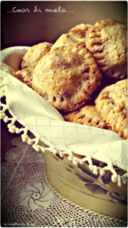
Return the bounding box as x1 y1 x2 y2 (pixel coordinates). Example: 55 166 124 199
14 19 127 139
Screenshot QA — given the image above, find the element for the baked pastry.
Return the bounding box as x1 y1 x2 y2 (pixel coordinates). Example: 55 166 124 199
32 43 102 112
95 79 128 139
21 42 52 69
86 19 127 79
69 23 90 37
52 23 90 49
51 33 82 50
64 105 107 129
14 68 32 86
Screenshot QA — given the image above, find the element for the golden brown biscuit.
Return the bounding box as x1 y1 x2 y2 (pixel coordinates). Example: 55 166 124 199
21 42 52 69
69 23 90 37
95 79 128 139
51 33 82 50
14 68 32 86
86 19 127 79
64 105 107 129
52 24 90 49
32 43 102 112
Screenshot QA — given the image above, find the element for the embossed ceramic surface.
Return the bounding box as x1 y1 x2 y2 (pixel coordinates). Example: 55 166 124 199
44 152 127 219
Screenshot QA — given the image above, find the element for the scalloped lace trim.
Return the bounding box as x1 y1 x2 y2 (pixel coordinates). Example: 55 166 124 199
0 92 127 187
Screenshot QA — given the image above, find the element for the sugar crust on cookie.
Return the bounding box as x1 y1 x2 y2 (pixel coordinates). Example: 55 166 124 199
86 19 127 79
14 68 32 86
32 43 102 112
52 23 90 49
95 79 128 139
22 42 52 69
64 105 107 129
